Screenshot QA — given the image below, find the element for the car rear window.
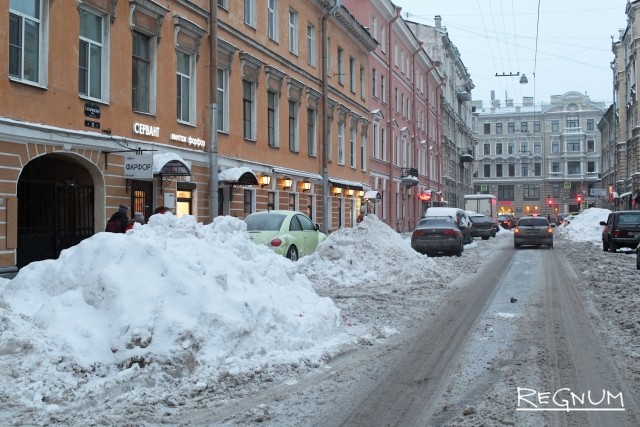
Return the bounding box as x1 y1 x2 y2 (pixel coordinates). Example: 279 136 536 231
244 214 286 231
619 214 640 224
418 218 454 228
470 216 491 223
517 218 549 227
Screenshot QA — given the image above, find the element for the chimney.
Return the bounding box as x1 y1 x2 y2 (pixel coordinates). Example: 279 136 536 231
434 15 442 29
491 90 495 100
506 98 514 107
491 99 500 107
523 96 534 106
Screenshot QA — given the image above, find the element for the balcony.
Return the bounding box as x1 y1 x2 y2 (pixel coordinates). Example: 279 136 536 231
401 168 419 187
460 149 474 162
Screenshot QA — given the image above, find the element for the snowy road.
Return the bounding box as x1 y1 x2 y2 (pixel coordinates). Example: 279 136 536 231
188 237 640 426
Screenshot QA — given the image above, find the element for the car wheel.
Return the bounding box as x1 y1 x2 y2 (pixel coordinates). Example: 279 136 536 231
637 252 640 270
286 246 299 261
514 243 519 249
482 236 489 240
609 241 617 253
456 243 463 257
549 242 553 249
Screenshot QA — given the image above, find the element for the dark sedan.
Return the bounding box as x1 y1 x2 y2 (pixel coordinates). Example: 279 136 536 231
469 214 496 240
514 216 554 249
600 210 640 253
411 216 464 257
498 214 516 229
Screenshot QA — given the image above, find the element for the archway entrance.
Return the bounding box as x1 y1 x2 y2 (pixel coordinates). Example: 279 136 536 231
17 154 95 268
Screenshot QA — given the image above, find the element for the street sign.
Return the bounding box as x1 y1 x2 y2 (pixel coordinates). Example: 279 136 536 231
563 182 571 189
590 188 607 197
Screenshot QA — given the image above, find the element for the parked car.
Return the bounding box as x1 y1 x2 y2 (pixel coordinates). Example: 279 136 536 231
468 214 496 240
556 213 567 226
411 216 464 257
498 214 516 229
600 210 640 253
424 207 473 244
244 210 327 261
513 216 554 249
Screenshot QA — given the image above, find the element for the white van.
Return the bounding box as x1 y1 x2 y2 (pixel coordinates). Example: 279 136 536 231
424 207 473 244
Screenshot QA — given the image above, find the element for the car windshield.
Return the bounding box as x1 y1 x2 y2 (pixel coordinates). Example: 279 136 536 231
244 213 286 231
418 218 454 228
518 218 549 226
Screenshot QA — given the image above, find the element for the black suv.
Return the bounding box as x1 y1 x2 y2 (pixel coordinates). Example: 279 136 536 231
600 211 640 253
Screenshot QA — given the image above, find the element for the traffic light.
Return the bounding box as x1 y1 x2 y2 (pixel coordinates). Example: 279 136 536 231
547 195 553 206
576 194 583 204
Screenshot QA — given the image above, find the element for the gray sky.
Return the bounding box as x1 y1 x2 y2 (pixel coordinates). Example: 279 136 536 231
396 0 627 107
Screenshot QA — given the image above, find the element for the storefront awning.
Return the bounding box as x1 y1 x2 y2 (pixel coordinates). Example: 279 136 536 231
364 190 381 200
328 178 365 191
218 167 258 185
612 191 620 199
620 191 632 198
271 167 322 181
153 153 191 176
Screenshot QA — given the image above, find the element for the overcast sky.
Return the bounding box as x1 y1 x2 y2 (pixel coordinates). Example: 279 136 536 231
396 0 628 107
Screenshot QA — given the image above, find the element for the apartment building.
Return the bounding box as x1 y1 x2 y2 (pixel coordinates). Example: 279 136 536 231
0 0 376 274
611 0 640 209
472 92 605 217
344 0 444 232
406 16 476 210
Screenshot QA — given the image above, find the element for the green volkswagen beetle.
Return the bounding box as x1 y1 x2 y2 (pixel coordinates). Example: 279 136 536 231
244 210 327 261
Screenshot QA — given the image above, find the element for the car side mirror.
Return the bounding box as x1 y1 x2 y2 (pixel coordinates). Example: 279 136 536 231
599 221 606 226
314 223 320 231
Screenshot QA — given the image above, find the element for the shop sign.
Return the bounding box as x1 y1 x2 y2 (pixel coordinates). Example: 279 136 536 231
84 120 100 129
133 122 160 138
170 133 206 148
84 102 100 118
124 154 153 179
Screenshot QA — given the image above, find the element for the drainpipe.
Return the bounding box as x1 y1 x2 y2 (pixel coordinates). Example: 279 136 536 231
321 0 341 233
411 42 423 225
387 6 401 228
423 60 439 191
434 79 446 201
209 0 219 223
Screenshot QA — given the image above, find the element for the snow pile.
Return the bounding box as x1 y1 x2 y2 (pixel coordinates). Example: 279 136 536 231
297 214 448 288
0 214 344 414
555 207 610 243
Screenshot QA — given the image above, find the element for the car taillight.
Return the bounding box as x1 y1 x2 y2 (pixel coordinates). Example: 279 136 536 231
514 227 520 234
270 238 283 247
413 230 426 237
613 230 622 238
443 229 456 236
547 227 553 234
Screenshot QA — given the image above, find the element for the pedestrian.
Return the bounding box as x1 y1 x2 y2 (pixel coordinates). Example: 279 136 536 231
356 206 365 223
153 206 170 215
125 212 146 231
105 204 129 233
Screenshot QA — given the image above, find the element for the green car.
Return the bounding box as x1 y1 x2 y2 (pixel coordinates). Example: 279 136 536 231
244 210 327 261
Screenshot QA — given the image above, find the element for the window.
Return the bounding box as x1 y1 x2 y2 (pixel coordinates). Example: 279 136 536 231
338 122 345 164
508 164 515 177
587 118 594 130
553 184 560 197
483 143 490 155
520 141 528 153
498 185 514 200
484 123 490 134
79 7 107 101
508 142 515 155
496 143 503 155
267 0 278 41
521 164 528 177
372 69 377 97
552 138 559 153
587 139 595 152
508 122 515 133
520 122 528 133
243 189 253 215
360 133 366 171
337 47 344 85
484 164 491 177
371 16 377 40
267 91 278 147
288 9 298 54
360 66 366 100
567 161 581 174
566 115 579 128
380 75 386 102
306 24 316 66
350 126 357 167
496 123 503 134
496 164 503 177
288 194 296 211
534 139 541 154
567 141 580 152
552 120 559 132
349 57 356 92
534 121 540 133
176 50 194 123
551 162 560 173
534 162 541 176
587 161 595 173
373 122 380 159
244 0 256 27
9 0 47 85
307 108 316 156
523 185 539 199
217 0 228 8
243 79 255 139
132 31 151 113
380 27 386 52
289 100 299 152
217 68 228 132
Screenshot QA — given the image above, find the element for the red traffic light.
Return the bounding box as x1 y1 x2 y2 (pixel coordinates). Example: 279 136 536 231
576 194 583 203
547 198 553 205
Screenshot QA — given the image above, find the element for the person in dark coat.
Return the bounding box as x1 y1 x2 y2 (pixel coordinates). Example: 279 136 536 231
105 205 129 233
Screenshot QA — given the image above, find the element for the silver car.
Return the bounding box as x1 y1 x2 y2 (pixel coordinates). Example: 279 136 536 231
513 216 553 249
